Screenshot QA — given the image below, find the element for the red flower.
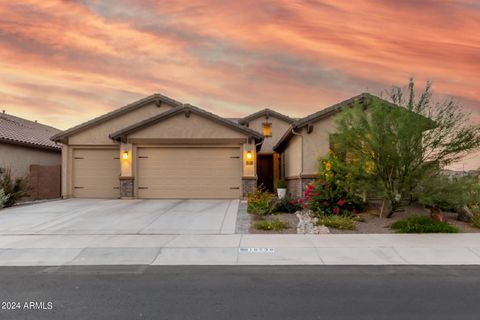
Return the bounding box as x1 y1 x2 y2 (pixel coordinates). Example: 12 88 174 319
333 207 340 215
298 199 303 204
337 199 346 207
303 204 308 208
289 199 295 205
322 201 329 207
318 179 325 185
314 192 319 196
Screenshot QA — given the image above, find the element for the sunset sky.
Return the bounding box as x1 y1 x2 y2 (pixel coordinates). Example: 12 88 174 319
1 1 479 167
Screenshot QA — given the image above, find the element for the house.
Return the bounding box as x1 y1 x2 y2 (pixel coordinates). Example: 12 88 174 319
51 92 377 199
0 111 62 199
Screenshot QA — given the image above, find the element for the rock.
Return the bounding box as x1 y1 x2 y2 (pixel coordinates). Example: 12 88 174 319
296 210 330 234
430 207 446 223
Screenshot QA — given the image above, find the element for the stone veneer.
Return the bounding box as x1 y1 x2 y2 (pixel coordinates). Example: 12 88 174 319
120 177 134 198
242 178 257 197
286 177 315 198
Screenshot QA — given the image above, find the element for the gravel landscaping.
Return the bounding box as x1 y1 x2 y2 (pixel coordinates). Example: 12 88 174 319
326 204 480 234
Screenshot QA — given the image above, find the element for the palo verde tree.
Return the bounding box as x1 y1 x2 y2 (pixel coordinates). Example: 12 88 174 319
332 79 480 217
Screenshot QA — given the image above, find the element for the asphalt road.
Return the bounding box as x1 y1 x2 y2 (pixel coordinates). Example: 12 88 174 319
0 266 479 320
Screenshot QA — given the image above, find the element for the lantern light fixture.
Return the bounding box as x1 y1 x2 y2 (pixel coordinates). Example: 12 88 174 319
122 151 129 160
246 151 253 160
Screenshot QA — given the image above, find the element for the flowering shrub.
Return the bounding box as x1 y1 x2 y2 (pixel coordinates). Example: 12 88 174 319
305 154 365 216
247 186 276 216
275 193 303 213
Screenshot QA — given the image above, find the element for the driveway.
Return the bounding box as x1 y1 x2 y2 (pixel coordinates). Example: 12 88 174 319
0 199 239 235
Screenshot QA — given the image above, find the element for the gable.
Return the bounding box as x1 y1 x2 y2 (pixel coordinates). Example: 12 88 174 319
68 102 175 145
246 116 292 153
127 112 248 141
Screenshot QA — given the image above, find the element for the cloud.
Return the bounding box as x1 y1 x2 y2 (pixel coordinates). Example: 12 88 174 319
0 0 478 138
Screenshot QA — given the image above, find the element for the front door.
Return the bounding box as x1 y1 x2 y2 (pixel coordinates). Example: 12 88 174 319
257 154 274 192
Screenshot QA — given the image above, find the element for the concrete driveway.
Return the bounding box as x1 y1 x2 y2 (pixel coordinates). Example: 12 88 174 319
0 199 239 235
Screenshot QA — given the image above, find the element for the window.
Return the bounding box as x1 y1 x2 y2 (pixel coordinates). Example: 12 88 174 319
263 122 272 137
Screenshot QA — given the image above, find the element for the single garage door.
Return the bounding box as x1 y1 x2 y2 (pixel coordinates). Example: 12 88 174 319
72 149 120 198
137 147 241 199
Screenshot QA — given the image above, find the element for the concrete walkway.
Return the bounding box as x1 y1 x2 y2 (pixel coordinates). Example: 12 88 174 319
1 234 480 266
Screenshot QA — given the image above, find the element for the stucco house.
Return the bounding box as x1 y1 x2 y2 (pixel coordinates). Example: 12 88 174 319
0 111 61 177
52 92 375 199
0 111 62 199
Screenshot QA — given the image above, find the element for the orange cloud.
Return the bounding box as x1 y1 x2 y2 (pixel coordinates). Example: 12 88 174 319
0 1 478 139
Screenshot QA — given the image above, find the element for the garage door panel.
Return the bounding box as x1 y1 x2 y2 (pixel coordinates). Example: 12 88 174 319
73 149 120 198
137 147 241 199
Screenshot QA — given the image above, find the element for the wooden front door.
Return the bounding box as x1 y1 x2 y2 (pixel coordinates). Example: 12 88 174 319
257 154 274 192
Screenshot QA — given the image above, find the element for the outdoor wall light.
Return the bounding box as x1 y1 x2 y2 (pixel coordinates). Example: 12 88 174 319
122 151 129 160
246 151 253 160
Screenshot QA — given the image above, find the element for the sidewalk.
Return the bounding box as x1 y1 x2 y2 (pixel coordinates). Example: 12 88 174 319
0 233 480 266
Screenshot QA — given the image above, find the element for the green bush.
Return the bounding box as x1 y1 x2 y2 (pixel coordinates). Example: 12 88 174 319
415 175 480 211
247 187 276 216
275 179 287 189
0 188 9 208
316 214 356 230
0 169 30 207
471 207 480 229
275 194 302 213
254 218 289 231
390 216 459 233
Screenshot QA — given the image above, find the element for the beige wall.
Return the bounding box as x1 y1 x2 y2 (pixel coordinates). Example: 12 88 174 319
284 134 302 177
68 102 174 145
0 143 61 178
282 116 336 178
245 116 291 154
129 113 246 140
302 116 336 175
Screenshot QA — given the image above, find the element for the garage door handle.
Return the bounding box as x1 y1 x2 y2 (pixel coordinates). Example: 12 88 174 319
230 156 240 158
74 157 84 160
74 187 85 189
230 187 240 190
138 187 149 189
138 156 149 159
113 187 119 189
113 157 120 159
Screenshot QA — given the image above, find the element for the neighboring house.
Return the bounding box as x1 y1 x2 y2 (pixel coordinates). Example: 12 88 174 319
0 111 62 199
51 92 379 199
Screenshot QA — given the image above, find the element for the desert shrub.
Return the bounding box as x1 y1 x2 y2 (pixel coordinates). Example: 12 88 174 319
415 175 479 211
247 186 276 216
316 214 356 230
470 206 480 229
0 169 30 207
390 216 459 233
275 194 302 213
0 188 9 208
254 218 289 231
306 154 366 216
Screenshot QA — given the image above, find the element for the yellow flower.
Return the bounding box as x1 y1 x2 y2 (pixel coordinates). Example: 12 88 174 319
325 162 332 171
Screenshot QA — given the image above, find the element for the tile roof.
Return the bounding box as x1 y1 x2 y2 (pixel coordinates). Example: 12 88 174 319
0 112 61 151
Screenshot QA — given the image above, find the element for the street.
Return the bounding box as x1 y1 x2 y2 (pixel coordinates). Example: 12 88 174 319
0 266 479 319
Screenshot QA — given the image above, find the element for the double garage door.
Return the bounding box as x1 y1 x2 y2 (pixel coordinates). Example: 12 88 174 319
136 147 241 199
72 147 241 199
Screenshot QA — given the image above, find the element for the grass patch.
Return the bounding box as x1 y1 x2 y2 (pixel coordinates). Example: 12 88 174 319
391 216 459 233
316 214 356 230
254 218 289 231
